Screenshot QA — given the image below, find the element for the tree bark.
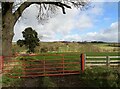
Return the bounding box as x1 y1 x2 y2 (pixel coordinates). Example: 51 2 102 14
2 4 15 59
2 25 14 58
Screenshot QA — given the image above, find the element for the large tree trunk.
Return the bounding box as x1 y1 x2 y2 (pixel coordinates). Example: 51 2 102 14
2 25 14 58
2 6 15 60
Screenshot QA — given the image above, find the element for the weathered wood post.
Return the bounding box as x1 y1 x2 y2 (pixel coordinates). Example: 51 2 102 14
81 53 86 73
43 55 46 76
106 56 110 67
62 54 64 74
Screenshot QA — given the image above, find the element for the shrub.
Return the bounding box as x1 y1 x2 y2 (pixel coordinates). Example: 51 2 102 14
40 47 48 53
81 66 120 88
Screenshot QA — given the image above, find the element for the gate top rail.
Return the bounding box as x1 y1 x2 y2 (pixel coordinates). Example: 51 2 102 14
86 56 120 58
2 53 65 58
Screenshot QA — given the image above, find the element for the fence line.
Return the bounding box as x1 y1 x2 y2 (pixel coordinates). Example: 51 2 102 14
2 54 81 78
84 55 120 67
87 56 120 58
1 54 120 77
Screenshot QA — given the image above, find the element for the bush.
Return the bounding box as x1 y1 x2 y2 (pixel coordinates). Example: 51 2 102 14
40 47 48 53
81 67 120 88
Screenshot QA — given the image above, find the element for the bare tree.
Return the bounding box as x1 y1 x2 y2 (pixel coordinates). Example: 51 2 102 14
2 0 89 59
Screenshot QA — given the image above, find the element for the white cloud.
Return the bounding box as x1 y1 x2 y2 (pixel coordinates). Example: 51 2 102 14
82 22 119 42
13 2 118 43
62 34 82 41
53 21 118 42
13 4 94 42
75 14 93 29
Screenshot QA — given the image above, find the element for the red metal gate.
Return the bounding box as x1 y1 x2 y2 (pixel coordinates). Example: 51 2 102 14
0 56 3 73
2 54 81 78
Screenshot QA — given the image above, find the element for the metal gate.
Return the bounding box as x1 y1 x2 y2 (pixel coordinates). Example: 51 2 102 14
2 54 81 78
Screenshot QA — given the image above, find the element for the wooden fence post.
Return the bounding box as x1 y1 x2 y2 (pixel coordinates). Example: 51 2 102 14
84 54 86 67
81 54 85 73
62 54 64 74
106 56 110 67
43 55 46 76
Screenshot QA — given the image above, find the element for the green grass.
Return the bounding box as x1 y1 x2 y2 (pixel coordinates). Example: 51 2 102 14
85 52 119 56
2 74 23 87
16 52 120 62
80 66 120 88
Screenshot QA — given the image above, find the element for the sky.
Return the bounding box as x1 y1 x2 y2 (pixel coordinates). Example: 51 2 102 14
13 1 119 42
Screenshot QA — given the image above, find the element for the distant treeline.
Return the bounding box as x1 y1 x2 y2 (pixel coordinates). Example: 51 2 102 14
90 41 106 43
53 41 107 44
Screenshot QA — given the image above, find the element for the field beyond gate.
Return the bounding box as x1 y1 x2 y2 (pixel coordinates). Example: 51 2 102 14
3 54 81 78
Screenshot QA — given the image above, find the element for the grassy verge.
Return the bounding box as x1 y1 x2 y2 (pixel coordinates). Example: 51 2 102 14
80 66 120 88
41 66 120 88
2 74 23 87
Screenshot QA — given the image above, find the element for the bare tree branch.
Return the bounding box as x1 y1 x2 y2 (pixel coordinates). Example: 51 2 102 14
13 2 72 23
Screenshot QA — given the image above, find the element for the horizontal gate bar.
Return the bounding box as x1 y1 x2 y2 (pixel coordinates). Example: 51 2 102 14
3 62 80 67
6 71 80 78
5 70 80 75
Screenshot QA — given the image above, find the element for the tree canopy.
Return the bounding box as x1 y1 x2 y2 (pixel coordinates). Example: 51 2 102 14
17 27 40 53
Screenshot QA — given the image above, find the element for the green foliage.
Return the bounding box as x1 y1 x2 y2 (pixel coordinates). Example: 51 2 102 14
2 66 23 87
17 40 24 47
2 75 23 87
19 57 34 61
17 27 40 53
81 67 120 88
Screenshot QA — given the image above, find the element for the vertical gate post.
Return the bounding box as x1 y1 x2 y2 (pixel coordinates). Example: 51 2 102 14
0 56 4 73
80 54 85 73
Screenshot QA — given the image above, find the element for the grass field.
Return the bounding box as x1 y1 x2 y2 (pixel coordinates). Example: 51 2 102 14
12 42 120 54
12 42 120 60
